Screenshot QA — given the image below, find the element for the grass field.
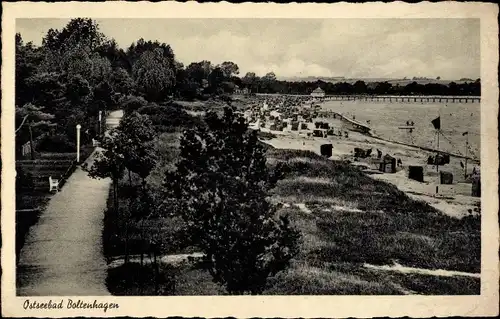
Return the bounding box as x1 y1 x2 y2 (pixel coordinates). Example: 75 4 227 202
105 128 480 295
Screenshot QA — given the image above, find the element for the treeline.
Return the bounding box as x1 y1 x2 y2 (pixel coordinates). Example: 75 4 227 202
15 18 240 155
240 76 481 96
15 18 481 156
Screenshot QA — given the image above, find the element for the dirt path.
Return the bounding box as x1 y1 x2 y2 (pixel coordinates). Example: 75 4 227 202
17 111 123 296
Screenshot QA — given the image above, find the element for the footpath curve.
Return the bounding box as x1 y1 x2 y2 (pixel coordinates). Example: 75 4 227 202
17 110 123 296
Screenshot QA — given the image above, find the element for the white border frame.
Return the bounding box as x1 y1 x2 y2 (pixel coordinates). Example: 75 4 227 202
2 2 498 317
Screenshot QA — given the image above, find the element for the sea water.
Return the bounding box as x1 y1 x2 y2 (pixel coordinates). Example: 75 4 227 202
320 100 481 159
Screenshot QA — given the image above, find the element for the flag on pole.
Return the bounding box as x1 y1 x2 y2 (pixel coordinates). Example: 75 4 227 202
462 131 469 136
431 116 441 130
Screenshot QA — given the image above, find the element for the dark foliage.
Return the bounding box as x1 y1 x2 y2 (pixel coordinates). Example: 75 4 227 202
36 133 76 152
137 104 204 132
164 107 301 294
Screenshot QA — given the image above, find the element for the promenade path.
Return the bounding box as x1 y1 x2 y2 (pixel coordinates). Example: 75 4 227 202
17 110 123 296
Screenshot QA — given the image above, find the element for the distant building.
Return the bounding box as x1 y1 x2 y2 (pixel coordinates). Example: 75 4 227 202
311 87 325 98
235 86 250 94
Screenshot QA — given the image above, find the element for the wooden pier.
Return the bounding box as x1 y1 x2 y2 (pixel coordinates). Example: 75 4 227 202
256 93 481 103
322 95 481 103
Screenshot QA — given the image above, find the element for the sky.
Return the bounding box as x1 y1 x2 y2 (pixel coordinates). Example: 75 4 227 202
16 18 480 80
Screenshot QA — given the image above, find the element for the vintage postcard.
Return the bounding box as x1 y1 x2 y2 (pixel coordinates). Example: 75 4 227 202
1 1 499 317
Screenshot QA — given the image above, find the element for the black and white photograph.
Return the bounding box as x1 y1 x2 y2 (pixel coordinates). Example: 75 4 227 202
2 2 498 318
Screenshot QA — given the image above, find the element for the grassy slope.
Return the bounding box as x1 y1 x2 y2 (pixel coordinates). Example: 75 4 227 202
268 148 480 273
104 105 480 295
170 147 480 295
262 148 480 295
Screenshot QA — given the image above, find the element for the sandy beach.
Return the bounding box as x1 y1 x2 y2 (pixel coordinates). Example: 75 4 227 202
260 127 480 219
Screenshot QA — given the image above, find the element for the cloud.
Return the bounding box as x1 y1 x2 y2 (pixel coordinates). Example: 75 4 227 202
16 18 480 80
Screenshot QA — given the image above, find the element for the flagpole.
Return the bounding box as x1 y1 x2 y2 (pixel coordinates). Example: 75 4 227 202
436 129 440 173
464 133 468 179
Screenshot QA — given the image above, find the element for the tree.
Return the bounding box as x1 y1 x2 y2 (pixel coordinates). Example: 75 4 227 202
373 82 392 95
59 48 111 86
207 67 225 94
91 81 115 131
116 112 158 186
261 72 278 93
132 48 175 101
110 68 136 95
126 38 175 71
42 18 105 54
85 132 126 259
185 61 213 85
62 48 94 80
97 38 130 70
93 81 114 109
65 74 92 105
16 33 43 106
242 72 257 90
90 53 112 84
129 186 157 269
219 61 239 78
164 107 300 295
121 95 148 115
353 80 367 94
23 72 66 115
41 19 106 74
262 72 277 82
86 131 125 213
15 103 56 159
107 112 158 265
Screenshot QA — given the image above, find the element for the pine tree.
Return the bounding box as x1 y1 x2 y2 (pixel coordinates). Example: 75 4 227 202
164 107 300 295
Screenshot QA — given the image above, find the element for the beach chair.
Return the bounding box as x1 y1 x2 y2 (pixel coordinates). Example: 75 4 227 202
49 176 60 192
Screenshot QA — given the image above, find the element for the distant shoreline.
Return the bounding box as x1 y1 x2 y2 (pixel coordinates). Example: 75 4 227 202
255 93 481 99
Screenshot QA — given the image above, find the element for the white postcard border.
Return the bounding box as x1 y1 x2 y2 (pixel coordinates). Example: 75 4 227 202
2 1 498 317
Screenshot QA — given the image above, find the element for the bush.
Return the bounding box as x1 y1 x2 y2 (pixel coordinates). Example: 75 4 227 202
121 95 148 115
137 104 204 132
165 107 301 295
16 166 34 193
106 262 176 296
37 134 76 152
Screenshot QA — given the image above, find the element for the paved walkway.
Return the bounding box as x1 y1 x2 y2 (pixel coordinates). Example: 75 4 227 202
17 110 123 296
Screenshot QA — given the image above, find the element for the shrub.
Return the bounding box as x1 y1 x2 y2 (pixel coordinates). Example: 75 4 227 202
106 262 176 296
164 107 301 295
137 104 204 132
122 95 148 115
36 133 76 152
16 166 34 193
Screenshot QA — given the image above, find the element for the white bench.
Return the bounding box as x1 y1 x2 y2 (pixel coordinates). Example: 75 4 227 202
49 176 60 192
92 138 101 147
